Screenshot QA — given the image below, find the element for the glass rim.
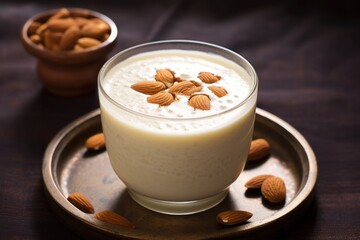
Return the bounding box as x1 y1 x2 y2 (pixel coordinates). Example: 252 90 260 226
98 39 258 121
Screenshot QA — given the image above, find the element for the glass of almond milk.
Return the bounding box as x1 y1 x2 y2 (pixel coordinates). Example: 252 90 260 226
98 40 258 215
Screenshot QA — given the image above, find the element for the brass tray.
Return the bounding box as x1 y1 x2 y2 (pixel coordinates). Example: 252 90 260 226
42 108 317 239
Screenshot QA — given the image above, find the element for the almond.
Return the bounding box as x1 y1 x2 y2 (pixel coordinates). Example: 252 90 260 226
67 192 95 214
261 176 286 203
102 33 110 41
244 174 274 189
28 21 41 35
131 81 166 95
147 91 175 106
43 31 62 51
74 44 84 51
77 37 102 48
47 18 75 32
188 94 210 110
30 34 42 44
155 69 175 87
59 25 81 51
74 17 91 28
85 133 106 150
35 23 48 37
198 71 221 84
169 81 195 95
81 21 110 39
248 138 270 161
208 86 227 97
96 210 135 229
216 210 253 226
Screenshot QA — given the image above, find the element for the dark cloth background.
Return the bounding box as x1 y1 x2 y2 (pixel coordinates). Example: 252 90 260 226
1 0 359 239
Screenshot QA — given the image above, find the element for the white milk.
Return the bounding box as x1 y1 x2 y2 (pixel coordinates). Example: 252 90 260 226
99 47 257 214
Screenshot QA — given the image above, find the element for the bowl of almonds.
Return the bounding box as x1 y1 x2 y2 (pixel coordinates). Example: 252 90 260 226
21 8 117 96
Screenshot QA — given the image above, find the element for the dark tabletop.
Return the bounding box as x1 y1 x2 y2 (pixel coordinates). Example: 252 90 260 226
1 0 359 239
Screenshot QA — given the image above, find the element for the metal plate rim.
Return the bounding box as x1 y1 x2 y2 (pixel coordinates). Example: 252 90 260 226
42 107 318 239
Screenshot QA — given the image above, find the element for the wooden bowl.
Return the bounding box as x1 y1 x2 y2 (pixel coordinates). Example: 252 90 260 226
21 8 117 96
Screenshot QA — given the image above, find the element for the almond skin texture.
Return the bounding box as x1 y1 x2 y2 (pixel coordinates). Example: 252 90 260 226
208 86 227 97
216 210 253 226
261 176 286 203
198 71 221 83
245 174 274 189
131 81 166 95
155 69 175 87
67 192 95 214
96 210 135 229
188 94 210 110
169 81 196 95
59 25 80 51
85 133 105 150
248 138 270 161
147 92 175 106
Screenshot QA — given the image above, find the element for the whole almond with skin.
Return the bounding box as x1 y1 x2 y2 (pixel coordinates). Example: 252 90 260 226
245 174 274 189
96 210 135 229
261 176 286 203
208 86 227 97
147 92 175 106
216 210 253 226
77 37 102 48
67 192 95 214
81 22 110 39
47 18 75 32
185 80 203 95
85 133 105 150
248 138 270 161
59 25 80 51
131 81 166 95
198 71 221 84
188 94 210 110
155 69 175 87
35 23 48 37
43 31 61 51
169 81 195 95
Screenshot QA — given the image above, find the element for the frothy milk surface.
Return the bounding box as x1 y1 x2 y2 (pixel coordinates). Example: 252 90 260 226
102 49 253 122
99 48 257 204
